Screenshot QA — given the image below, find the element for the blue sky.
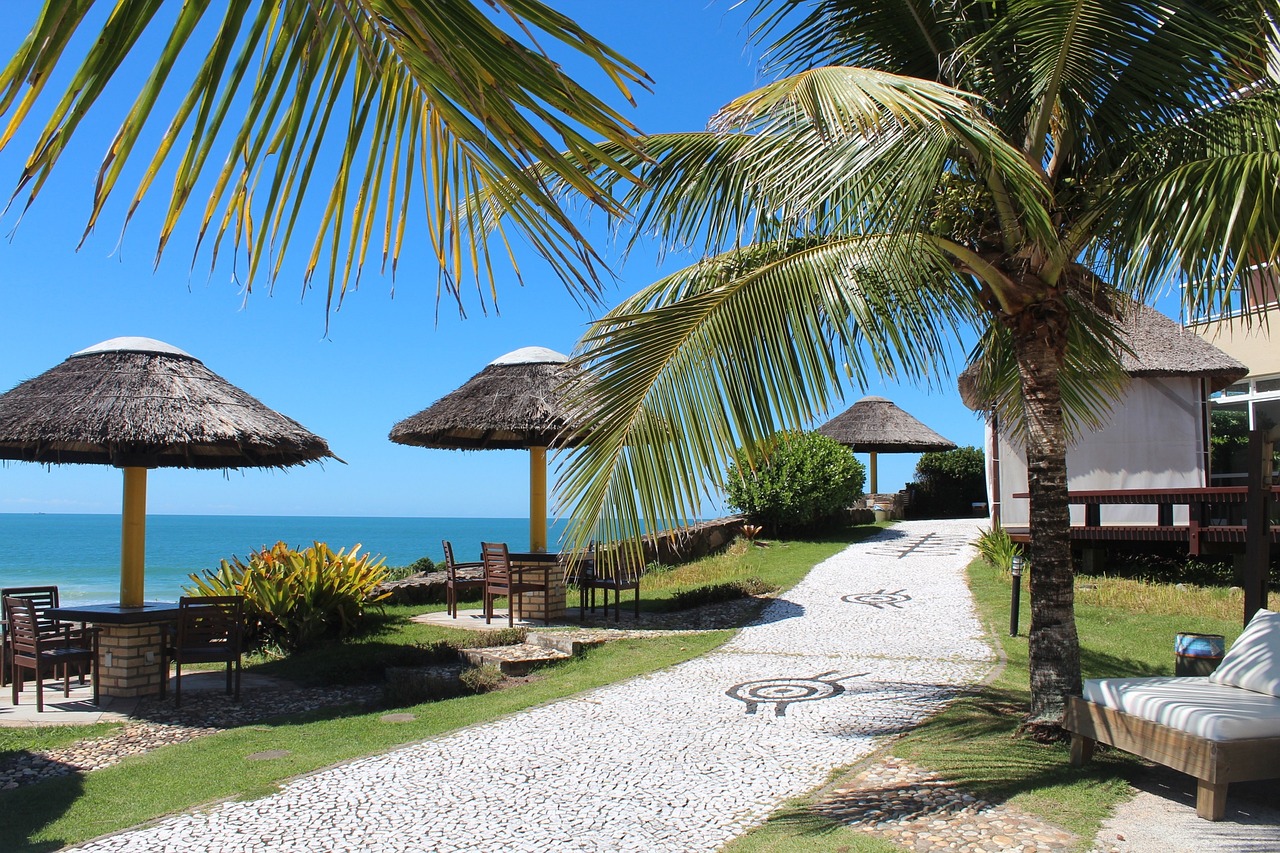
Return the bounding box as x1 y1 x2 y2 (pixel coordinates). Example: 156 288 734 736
0 1 986 519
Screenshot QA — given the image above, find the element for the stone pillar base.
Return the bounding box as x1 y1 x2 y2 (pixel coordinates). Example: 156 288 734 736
97 621 168 698
509 557 567 622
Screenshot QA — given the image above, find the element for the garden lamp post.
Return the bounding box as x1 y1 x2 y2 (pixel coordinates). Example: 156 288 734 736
1010 554 1025 637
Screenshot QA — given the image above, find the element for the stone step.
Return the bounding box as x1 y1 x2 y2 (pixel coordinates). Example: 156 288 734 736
525 631 610 656
459 643 572 676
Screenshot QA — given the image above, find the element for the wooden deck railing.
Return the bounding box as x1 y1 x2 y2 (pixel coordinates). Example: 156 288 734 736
1008 486 1280 554
1007 426 1275 624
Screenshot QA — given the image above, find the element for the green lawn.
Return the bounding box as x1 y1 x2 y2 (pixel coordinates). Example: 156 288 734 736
1 527 875 851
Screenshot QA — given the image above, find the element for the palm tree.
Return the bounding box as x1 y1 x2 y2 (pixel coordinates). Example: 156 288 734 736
559 1 1280 725
0 1 650 314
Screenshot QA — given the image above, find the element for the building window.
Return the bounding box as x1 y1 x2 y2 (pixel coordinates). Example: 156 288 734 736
1208 374 1280 485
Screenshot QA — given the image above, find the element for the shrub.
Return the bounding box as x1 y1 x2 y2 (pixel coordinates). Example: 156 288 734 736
666 577 780 610
408 555 437 573
973 525 1022 572
383 565 417 582
187 541 390 652
906 445 986 518
725 431 865 534
460 663 505 694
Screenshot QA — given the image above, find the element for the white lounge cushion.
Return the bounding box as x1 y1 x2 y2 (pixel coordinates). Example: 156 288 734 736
1209 608 1280 697
1083 676 1280 741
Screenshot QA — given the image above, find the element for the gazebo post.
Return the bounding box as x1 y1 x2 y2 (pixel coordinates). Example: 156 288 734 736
869 451 879 495
530 445 548 553
120 467 148 608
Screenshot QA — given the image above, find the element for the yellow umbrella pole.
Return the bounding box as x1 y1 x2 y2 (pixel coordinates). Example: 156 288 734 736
120 467 148 607
529 446 548 553
869 452 879 495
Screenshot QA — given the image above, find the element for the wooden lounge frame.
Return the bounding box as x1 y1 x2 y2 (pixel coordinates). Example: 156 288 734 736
1065 695 1280 820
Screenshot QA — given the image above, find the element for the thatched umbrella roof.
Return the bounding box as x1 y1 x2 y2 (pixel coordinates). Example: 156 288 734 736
0 337 335 468
389 346 590 554
389 346 587 450
817 396 957 453
958 303 1249 410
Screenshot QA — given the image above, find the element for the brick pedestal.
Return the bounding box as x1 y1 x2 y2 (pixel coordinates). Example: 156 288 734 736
97 620 168 698
509 555 567 622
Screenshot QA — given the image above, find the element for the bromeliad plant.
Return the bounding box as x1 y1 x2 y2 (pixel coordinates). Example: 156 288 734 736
973 524 1023 574
188 542 390 652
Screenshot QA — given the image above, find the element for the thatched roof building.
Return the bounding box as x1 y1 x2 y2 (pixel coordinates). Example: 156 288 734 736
817 396 956 453
0 337 335 469
389 346 587 450
958 302 1248 410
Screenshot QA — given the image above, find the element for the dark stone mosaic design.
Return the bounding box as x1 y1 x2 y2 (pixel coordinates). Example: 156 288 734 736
842 589 912 609
867 532 968 559
726 670 867 717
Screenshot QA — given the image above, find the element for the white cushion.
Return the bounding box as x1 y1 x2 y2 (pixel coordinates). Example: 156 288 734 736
1083 677 1280 741
1209 608 1280 697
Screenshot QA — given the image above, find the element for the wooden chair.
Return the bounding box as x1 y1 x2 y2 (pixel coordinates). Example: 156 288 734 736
481 542 551 627
1 585 91 687
580 547 642 622
3 595 98 712
442 540 485 618
161 596 245 707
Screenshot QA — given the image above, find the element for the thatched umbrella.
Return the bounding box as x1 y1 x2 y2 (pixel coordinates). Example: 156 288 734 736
0 337 336 606
816 396 956 493
389 346 586 552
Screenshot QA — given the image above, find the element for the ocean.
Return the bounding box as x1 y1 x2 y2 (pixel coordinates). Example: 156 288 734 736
0 514 569 605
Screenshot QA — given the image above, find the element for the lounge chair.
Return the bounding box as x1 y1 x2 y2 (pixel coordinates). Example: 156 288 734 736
1066 608 1280 820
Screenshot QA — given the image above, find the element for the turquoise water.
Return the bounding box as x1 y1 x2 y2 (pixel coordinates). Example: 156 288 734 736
0 514 569 605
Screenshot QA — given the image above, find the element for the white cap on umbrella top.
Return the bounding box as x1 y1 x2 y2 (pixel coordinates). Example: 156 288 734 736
71 337 196 360
488 346 569 366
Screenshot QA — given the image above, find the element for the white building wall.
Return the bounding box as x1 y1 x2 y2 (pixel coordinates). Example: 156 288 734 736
993 377 1206 527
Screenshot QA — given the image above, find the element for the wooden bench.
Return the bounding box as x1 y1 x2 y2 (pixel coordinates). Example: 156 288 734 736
1066 693 1280 820
1066 608 1280 820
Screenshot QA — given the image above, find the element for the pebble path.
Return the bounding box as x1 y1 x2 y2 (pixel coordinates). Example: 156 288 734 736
816 756 1078 852
68 519 997 852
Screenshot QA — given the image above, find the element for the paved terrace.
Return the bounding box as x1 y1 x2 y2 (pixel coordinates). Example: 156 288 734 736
71 519 996 852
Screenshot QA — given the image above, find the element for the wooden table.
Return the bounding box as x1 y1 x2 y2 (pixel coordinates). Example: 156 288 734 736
49 602 180 698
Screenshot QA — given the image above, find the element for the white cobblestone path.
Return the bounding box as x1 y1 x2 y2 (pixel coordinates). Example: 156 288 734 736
72 519 995 853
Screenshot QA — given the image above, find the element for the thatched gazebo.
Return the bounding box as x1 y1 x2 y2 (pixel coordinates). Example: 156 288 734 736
0 337 336 606
817 396 956 493
389 346 586 552
958 302 1250 410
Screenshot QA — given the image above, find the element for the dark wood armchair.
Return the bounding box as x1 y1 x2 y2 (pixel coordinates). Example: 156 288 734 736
580 547 642 622
1 585 91 688
3 595 98 712
442 540 484 618
481 542 551 627
161 596 245 707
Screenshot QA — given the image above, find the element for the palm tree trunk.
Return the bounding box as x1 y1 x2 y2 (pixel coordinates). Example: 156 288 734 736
1011 304 1082 726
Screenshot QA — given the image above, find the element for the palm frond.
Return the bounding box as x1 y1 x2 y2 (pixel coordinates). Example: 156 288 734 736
1101 147 1280 317
549 67 1057 267
746 0 956 81
0 0 651 314
555 233 980 557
